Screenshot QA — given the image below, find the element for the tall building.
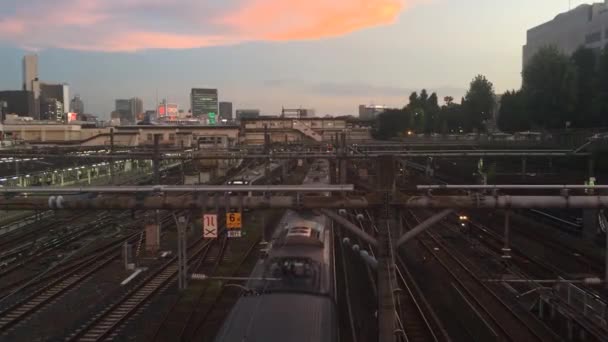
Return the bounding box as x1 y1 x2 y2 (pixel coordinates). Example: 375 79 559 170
22 54 38 92
359 104 387 120
523 1 608 68
0 91 34 117
115 97 143 124
219 101 233 121
191 88 218 120
39 83 69 121
70 95 85 115
22 55 40 119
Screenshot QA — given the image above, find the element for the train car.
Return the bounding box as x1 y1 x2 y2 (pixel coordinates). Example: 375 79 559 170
214 159 337 342
226 161 282 186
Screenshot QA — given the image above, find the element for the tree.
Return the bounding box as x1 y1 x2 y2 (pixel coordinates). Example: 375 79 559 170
571 47 597 127
373 109 410 140
462 75 495 132
444 96 454 106
594 48 608 126
497 90 529 132
523 45 578 129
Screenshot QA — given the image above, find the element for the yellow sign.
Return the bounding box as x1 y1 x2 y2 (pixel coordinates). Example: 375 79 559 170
226 213 242 229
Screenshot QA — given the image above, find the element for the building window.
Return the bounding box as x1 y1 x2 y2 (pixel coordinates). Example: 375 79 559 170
169 133 175 141
585 31 601 44
147 134 153 141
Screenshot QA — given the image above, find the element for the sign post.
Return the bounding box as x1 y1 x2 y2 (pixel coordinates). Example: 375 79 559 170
226 212 242 238
203 214 218 239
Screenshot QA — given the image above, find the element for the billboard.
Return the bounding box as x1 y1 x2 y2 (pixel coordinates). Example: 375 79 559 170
157 103 178 117
67 112 78 122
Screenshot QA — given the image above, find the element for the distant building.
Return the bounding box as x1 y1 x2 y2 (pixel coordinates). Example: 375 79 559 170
0 90 34 117
70 95 85 115
22 55 40 119
115 97 143 124
281 108 314 118
236 109 260 120
358 105 387 120
523 1 608 68
191 88 218 122
219 101 233 121
41 98 64 122
40 83 69 121
22 55 38 92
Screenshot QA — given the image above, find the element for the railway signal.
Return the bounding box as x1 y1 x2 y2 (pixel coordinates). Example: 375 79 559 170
226 212 242 229
203 214 218 239
226 212 242 238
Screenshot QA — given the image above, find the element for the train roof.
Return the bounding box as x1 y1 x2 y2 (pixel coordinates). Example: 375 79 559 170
214 293 336 342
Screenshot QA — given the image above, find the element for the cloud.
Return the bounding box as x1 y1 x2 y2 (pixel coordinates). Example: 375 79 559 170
0 0 412 52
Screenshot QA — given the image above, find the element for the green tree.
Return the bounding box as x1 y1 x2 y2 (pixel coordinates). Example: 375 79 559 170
595 48 608 126
523 45 578 129
571 47 597 127
462 75 495 132
373 109 410 140
497 90 529 132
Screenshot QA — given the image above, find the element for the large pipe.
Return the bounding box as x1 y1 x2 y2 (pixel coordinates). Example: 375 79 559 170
418 184 608 190
0 195 371 211
2 195 608 211
0 151 590 160
0 184 355 194
319 209 378 248
403 195 608 208
395 209 453 247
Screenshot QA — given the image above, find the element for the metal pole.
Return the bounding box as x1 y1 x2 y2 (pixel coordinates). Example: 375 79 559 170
175 214 188 290
605 228 608 289
521 157 527 179
376 155 395 342
109 128 114 184
502 210 511 259
153 134 161 184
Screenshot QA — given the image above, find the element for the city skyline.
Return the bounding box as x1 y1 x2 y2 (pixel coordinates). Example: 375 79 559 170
0 0 597 118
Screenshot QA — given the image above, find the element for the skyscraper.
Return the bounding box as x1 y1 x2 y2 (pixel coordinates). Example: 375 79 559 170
70 95 85 115
22 54 38 92
115 97 143 124
39 83 69 120
219 101 233 121
22 54 40 119
191 88 218 121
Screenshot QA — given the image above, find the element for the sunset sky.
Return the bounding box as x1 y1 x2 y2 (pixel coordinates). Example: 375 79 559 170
0 0 593 117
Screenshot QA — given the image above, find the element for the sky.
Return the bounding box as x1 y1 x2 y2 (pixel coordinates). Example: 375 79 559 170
0 0 595 118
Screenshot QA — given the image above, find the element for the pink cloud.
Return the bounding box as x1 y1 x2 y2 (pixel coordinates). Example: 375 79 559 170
0 0 413 52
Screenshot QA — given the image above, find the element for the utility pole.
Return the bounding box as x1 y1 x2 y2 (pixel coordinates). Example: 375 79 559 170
376 155 397 342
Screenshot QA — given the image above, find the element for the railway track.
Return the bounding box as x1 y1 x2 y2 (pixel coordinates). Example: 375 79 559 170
0 230 141 333
406 211 559 342
177 236 261 341
357 209 446 342
65 236 215 341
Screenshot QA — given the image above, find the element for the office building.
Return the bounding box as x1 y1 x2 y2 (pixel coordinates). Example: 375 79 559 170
219 101 233 121
70 95 85 115
0 90 34 117
41 98 64 122
523 1 608 68
191 88 218 119
40 83 69 119
281 108 315 118
359 104 387 120
236 109 260 120
22 55 38 92
115 97 143 124
22 55 40 119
